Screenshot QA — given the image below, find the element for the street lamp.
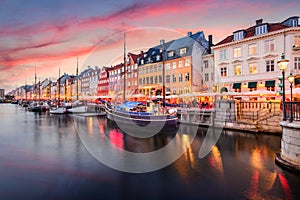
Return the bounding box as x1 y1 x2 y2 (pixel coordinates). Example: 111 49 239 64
288 73 295 122
277 53 289 121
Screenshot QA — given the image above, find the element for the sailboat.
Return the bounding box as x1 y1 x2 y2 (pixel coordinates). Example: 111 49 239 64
105 32 178 127
50 67 67 114
28 65 43 112
67 57 88 114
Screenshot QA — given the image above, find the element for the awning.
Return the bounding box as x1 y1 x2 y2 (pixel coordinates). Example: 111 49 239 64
265 80 275 87
295 77 300 85
220 87 228 93
232 83 241 89
248 82 257 88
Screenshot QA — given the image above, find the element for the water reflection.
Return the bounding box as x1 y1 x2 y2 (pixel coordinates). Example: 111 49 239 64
1 104 299 200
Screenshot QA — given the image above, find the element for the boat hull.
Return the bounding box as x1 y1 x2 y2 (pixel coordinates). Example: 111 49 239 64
50 107 67 114
105 107 178 127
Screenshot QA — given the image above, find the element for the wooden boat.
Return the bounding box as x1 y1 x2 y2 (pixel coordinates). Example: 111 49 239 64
105 101 178 127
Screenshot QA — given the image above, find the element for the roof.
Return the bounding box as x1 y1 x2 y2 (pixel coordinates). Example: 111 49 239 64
215 20 292 46
165 31 207 59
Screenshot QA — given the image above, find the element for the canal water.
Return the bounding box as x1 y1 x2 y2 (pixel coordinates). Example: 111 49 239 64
0 104 299 200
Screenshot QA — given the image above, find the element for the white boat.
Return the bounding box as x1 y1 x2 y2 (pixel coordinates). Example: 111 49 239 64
67 100 88 113
49 106 67 114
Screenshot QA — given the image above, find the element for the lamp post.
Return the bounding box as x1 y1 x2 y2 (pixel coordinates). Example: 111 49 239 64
160 39 166 109
288 73 294 122
277 53 289 121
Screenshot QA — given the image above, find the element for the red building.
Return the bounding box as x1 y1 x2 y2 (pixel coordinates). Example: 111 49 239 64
97 67 109 97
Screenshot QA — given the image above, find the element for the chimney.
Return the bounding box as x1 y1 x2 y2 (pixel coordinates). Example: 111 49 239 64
208 35 213 54
256 19 263 25
187 32 192 37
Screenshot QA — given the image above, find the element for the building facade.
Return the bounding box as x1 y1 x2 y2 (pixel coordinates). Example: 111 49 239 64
212 16 300 100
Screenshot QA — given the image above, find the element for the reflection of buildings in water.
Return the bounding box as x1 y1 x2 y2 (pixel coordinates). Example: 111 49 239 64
86 117 94 136
244 147 292 199
278 172 293 200
109 128 124 149
209 146 224 175
172 133 196 180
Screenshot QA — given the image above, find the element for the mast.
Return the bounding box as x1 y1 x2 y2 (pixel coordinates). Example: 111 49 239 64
123 30 126 101
161 40 166 109
76 57 79 100
58 67 61 107
34 64 37 101
25 77 27 101
38 77 40 102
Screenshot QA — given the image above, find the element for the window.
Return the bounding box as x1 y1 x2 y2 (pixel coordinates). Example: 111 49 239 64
154 65 157 72
220 67 227 77
255 24 268 35
150 76 153 84
248 44 257 55
265 39 275 52
154 76 158 83
205 73 209 81
150 66 153 73
211 73 214 81
172 62 177 69
204 60 209 68
233 31 244 41
178 74 183 82
292 19 298 27
165 63 170 70
146 77 149 84
185 73 190 81
168 51 174 57
159 75 162 83
178 61 183 68
233 47 241 58
185 59 190 67
172 74 176 82
166 75 170 83
295 57 300 70
234 65 241 75
266 60 275 72
220 49 227 60
294 36 300 48
156 55 161 61
180 48 187 55
249 63 257 74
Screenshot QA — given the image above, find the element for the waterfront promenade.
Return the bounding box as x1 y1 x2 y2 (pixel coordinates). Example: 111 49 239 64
1 103 300 199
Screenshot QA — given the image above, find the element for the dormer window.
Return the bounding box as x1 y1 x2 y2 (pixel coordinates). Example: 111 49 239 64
156 55 161 61
168 51 175 58
233 31 245 41
255 24 268 35
180 48 187 55
291 19 298 27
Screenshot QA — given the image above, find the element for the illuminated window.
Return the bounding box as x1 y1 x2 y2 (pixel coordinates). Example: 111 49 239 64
172 62 177 69
294 36 300 48
233 47 241 58
168 51 174 57
180 48 187 55
249 63 257 74
220 67 227 77
234 65 241 75
248 44 257 55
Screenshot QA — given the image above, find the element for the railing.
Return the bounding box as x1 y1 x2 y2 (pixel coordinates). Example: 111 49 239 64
236 101 281 121
283 102 300 122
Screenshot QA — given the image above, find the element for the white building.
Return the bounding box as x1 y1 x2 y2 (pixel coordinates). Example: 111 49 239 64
212 16 300 100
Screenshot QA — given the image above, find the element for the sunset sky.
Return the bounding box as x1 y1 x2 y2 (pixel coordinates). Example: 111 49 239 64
0 0 299 92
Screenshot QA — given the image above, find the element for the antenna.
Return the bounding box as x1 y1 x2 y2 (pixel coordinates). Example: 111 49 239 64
76 57 79 100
